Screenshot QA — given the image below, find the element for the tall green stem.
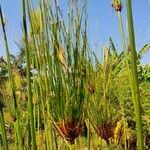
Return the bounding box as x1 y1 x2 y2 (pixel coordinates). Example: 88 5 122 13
0 109 8 150
117 12 126 52
87 119 90 150
117 11 129 150
126 0 144 149
22 0 36 149
0 5 23 150
117 12 131 79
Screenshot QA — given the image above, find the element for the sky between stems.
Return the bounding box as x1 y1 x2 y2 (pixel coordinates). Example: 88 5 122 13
0 0 150 64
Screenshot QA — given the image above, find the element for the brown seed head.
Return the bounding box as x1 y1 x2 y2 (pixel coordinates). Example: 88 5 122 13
57 120 84 144
112 1 123 12
87 82 96 94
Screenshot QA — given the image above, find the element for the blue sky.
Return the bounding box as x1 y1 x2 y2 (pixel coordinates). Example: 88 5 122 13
0 0 150 64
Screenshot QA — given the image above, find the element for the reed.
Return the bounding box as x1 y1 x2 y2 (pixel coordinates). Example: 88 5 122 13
0 5 23 150
22 0 36 149
0 101 8 150
126 0 144 149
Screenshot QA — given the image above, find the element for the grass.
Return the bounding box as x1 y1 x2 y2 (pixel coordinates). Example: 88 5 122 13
126 0 144 149
22 0 37 149
0 5 23 150
0 103 8 150
0 0 150 149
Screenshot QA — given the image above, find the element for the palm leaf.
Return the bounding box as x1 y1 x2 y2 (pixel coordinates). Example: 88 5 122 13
138 44 150 59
